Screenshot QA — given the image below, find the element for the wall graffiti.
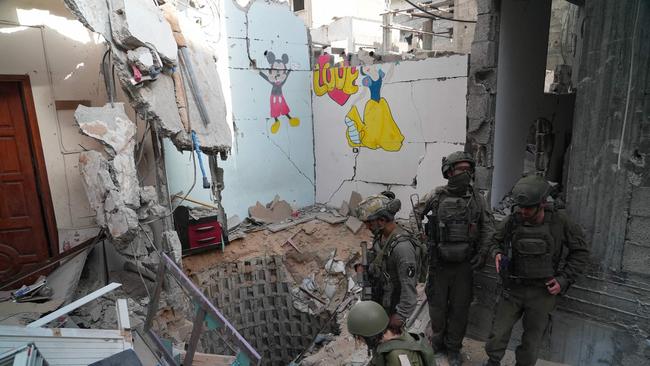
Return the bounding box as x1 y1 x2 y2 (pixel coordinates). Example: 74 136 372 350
344 63 404 152
313 53 359 106
259 51 300 134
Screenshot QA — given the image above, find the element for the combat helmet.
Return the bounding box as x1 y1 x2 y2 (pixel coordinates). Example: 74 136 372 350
347 301 389 338
441 151 476 178
512 175 551 207
356 192 401 222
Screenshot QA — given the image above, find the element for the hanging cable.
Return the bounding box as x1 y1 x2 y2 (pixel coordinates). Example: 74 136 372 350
403 0 476 23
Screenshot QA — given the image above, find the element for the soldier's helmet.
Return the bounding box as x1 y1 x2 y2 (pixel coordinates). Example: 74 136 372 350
441 151 476 178
347 301 389 338
512 175 551 207
356 192 401 222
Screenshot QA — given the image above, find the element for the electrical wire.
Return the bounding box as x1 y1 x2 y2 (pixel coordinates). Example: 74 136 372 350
403 0 476 23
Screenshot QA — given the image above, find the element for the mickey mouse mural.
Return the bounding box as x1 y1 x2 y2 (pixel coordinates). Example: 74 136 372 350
258 51 300 134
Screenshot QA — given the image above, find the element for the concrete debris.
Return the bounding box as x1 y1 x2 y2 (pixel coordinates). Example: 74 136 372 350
76 104 169 244
75 103 136 157
248 196 294 223
325 259 346 275
64 0 232 154
345 216 364 234
127 47 156 72
227 215 242 231
137 186 168 219
348 191 363 216
338 200 350 216
316 213 348 225
79 150 140 243
163 230 183 264
267 216 315 233
109 0 177 64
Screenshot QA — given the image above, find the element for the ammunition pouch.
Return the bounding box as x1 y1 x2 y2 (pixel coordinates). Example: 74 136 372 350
437 242 472 263
511 224 555 279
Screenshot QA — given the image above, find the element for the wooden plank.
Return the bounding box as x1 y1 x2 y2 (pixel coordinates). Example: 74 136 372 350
54 100 91 110
27 282 122 327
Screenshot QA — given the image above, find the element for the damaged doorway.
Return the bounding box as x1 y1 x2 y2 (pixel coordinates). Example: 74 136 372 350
0 75 57 282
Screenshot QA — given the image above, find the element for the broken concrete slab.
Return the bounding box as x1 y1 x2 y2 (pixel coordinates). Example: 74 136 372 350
348 191 363 216
127 47 155 72
75 103 136 157
109 0 177 64
112 141 140 208
345 216 364 234
106 206 139 243
317 213 348 225
338 200 350 216
163 230 183 264
79 151 114 227
63 0 111 40
248 197 294 224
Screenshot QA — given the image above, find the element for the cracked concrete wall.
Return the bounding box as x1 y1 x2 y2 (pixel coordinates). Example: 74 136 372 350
0 0 156 251
314 56 468 218
164 0 315 219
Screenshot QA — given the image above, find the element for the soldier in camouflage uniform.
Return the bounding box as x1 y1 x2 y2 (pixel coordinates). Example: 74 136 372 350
357 191 424 333
347 300 435 366
483 175 590 366
417 151 494 366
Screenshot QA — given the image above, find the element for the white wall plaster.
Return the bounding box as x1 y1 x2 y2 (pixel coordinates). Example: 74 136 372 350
314 56 468 218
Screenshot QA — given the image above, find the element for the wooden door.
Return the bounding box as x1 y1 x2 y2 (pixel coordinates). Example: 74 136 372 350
0 80 52 281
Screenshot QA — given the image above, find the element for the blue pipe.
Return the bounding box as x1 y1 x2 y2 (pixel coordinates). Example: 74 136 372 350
191 130 211 189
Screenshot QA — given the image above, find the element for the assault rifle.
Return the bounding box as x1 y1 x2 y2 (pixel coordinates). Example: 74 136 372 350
359 241 373 301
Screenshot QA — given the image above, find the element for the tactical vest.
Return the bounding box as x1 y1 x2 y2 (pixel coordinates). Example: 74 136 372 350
510 212 556 279
434 192 480 263
372 332 435 366
369 231 425 310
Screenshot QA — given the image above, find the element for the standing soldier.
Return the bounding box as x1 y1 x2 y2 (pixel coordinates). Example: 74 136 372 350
483 175 590 366
356 191 424 333
417 151 494 366
347 300 435 366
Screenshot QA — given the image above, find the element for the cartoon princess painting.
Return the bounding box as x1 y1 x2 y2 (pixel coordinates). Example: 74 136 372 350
258 51 300 134
344 51 404 152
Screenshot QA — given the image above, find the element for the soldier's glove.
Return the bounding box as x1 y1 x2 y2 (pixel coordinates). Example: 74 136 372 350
387 314 404 333
470 253 486 270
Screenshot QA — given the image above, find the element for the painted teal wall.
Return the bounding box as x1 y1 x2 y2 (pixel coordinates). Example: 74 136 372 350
164 0 315 219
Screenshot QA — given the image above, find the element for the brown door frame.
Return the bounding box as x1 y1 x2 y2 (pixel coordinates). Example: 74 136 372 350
1 74 59 257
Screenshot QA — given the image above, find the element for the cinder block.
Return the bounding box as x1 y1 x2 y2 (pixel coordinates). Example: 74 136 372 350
470 41 498 69
630 187 650 217
474 14 499 42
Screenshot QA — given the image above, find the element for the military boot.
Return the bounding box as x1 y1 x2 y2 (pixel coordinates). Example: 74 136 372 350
482 360 500 366
448 350 462 366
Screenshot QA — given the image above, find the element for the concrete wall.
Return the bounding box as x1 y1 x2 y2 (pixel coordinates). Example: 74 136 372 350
491 0 551 205
468 1 650 364
314 55 468 218
0 0 154 250
165 0 315 220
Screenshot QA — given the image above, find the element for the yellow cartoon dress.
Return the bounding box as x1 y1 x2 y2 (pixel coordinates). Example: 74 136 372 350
345 69 404 152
